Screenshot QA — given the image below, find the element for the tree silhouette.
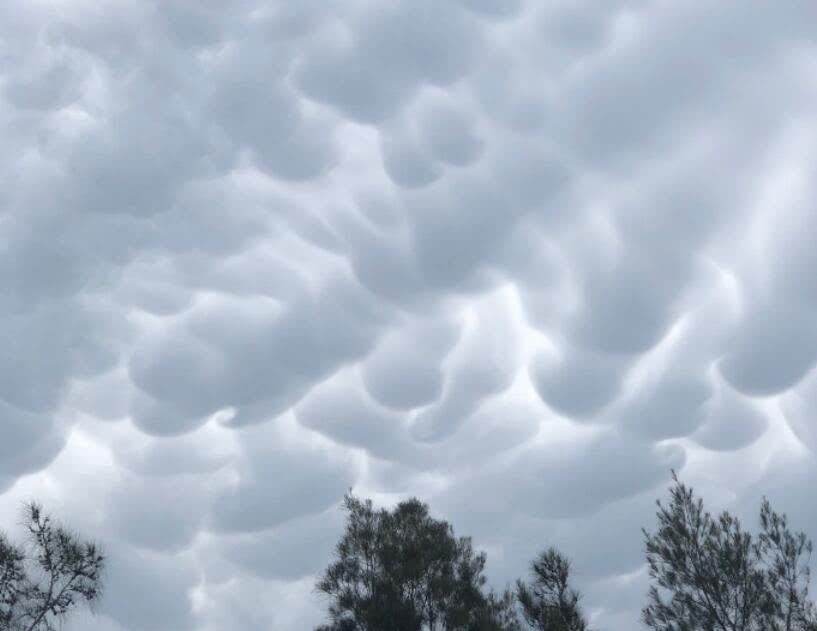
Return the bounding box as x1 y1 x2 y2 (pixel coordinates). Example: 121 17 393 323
643 472 817 631
515 547 589 631
316 493 519 631
0 503 105 631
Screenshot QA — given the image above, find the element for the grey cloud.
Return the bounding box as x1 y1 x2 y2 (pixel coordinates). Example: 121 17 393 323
205 48 338 180
510 432 684 519
455 0 522 19
568 245 686 356
59 106 212 218
150 177 274 258
1 1 815 630
152 2 227 49
209 420 355 533
736 450 817 538
782 367 817 453
405 173 528 289
559 493 660 579
483 491 658 589
113 423 233 478
128 272 388 434
441 386 542 467
692 382 768 451
104 473 212 552
193 574 324 631
295 1 482 122
487 137 571 215
0 405 66 482
410 292 522 441
218 508 344 581
100 545 197 631
537 3 613 54
618 371 712 440
0 305 98 411
554 1 811 166
718 170 817 395
360 317 457 410
379 122 445 188
1 45 87 111
530 345 632 419
719 303 817 396
340 210 428 301
415 95 485 167
441 429 683 522
295 368 422 464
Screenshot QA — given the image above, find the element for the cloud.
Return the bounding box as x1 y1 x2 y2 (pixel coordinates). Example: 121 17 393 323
1 1 816 630
295 0 483 123
216 508 345 582
208 418 356 533
101 545 198 631
0 404 66 487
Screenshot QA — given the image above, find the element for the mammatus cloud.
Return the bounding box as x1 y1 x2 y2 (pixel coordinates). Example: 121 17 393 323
1 0 817 628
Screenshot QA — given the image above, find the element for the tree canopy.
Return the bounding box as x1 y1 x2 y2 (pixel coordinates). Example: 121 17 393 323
317 477 817 631
315 494 519 631
516 547 588 631
643 472 817 631
0 503 105 631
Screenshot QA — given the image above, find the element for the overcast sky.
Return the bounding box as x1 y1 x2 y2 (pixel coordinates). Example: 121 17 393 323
2 1 817 629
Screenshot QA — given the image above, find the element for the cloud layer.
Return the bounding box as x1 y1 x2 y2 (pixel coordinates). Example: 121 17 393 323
2 1 817 628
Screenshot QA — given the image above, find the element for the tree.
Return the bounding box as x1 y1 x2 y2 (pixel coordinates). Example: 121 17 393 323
515 547 589 631
642 472 817 631
481 589 523 631
757 498 817 631
0 503 105 631
316 493 519 631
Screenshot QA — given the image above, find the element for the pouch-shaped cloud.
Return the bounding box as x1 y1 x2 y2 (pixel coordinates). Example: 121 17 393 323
295 0 483 122
618 371 712 440
410 289 522 441
295 368 422 464
438 427 684 524
100 545 198 631
209 418 355 533
361 316 459 410
104 473 212 553
128 273 387 433
782 367 817 454
530 345 632 419
692 381 768 451
0 404 66 485
2 1 817 630
216 507 345 582
719 303 817 396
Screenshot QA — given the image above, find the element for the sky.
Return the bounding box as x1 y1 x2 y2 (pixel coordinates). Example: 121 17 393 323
1 0 817 629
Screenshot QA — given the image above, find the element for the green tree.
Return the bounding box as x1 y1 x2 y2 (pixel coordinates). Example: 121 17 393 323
316 494 519 631
756 498 816 631
515 547 589 631
481 588 523 631
643 472 817 631
0 503 105 631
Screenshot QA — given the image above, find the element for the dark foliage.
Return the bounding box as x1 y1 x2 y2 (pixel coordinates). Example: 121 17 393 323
316 494 520 631
643 472 817 631
0 503 105 631
317 471 817 631
516 547 589 631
